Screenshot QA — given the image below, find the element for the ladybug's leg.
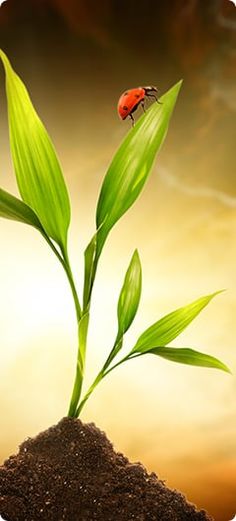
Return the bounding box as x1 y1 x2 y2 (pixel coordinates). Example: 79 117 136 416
129 113 135 126
141 100 146 113
146 93 162 104
129 102 139 126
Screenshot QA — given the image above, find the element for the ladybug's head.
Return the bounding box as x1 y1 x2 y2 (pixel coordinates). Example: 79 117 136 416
143 86 158 94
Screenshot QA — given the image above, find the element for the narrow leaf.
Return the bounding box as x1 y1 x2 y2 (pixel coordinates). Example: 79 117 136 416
83 233 97 310
132 292 222 354
104 251 142 368
96 80 182 256
0 187 43 230
0 50 71 248
149 346 231 373
117 249 142 336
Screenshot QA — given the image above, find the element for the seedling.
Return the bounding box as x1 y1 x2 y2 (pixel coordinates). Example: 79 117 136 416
0 51 230 419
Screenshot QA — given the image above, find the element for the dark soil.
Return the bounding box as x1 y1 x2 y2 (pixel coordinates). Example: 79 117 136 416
0 417 214 521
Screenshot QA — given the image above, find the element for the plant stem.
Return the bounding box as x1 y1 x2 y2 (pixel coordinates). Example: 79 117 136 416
41 230 140 418
74 335 121 417
41 232 82 322
103 352 142 376
68 247 100 417
68 311 90 417
103 336 123 371
75 351 142 417
75 369 103 417
60 243 82 322
59 244 91 417
40 231 87 415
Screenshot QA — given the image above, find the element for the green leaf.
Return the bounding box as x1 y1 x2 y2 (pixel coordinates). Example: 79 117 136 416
0 187 43 230
0 50 71 249
96 80 182 256
132 292 222 354
117 249 142 336
83 233 97 310
99 251 142 371
148 346 231 373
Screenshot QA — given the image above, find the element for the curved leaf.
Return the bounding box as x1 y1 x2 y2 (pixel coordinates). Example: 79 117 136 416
149 346 231 373
0 50 71 248
132 292 222 354
0 187 43 230
96 80 182 256
117 249 142 336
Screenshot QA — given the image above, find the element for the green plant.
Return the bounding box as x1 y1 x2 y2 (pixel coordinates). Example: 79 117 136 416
0 51 230 419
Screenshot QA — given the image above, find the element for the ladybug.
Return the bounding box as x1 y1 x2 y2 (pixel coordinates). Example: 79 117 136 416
117 86 161 125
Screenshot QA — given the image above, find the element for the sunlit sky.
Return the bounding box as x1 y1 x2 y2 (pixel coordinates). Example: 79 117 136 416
0 2 236 520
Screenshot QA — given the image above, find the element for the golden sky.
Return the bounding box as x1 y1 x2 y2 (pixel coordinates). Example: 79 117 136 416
0 2 236 520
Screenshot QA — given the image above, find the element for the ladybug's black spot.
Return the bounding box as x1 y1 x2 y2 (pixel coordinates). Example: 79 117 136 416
135 94 140 98
123 105 128 110
124 92 128 96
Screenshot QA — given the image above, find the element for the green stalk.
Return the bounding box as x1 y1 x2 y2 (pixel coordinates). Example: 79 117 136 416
76 369 103 417
103 336 123 371
68 248 100 417
75 343 141 417
68 311 89 417
59 244 90 417
75 337 121 417
75 352 141 418
68 238 120 418
60 244 82 322
66 238 102 417
41 232 141 418
103 352 142 377
40 231 87 416
41 232 82 322
67 244 99 417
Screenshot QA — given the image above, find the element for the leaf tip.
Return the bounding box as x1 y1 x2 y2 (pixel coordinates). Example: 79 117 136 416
0 49 10 70
160 79 183 108
174 79 183 96
220 363 232 375
211 289 227 299
133 248 140 261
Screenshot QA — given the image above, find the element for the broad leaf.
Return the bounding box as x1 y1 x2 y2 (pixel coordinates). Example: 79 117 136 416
96 80 182 256
0 187 43 230
148 346 230 373
132 292 221 354
117 249 142 336
0 50 71 249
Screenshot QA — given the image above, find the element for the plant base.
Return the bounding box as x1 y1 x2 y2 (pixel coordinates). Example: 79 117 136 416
0 418 213 520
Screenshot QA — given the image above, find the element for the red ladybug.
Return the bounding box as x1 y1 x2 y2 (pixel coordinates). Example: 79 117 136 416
117 86 161 125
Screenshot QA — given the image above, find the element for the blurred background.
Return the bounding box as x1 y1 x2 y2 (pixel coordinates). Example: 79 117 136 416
0 1 235 519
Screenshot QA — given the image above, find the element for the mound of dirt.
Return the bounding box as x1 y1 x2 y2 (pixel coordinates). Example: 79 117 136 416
0 417 213 520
